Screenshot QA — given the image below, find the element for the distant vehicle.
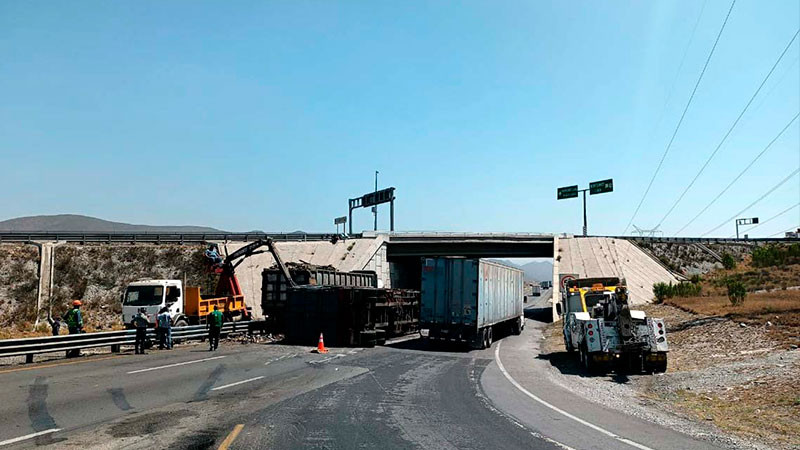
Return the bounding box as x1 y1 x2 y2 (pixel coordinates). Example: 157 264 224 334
420 258 524 349
559 277 667 373
540 280 552 289
531 285 541 296
786 229 799 238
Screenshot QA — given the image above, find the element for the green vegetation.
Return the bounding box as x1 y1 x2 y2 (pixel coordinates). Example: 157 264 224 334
751 243 800 268
721 252 736 270
726 279 747 305
652 281 702 303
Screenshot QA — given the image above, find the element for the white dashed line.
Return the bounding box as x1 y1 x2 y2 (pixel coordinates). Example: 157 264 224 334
494 341 655 450
264 353 298 365
127 356 226 374
211 376 265 391
0 429 61 447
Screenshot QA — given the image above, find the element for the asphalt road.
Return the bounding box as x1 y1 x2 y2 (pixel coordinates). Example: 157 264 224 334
0 304 722 450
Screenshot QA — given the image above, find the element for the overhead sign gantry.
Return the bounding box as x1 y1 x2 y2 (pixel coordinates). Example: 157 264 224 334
348 187 396 234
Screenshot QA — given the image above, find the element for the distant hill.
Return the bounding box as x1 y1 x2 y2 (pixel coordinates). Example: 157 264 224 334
0 214 224 233
493 259 553 282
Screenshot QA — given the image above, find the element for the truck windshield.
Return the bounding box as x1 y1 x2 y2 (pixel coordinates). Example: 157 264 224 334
124 286 164 306
584 293 605 309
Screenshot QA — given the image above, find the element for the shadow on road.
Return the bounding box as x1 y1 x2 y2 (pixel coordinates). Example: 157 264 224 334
384 336 474 354
524 307 553 323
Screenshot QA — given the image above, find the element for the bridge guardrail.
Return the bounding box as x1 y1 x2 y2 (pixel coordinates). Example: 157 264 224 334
0 323 247 362
0 232 359 243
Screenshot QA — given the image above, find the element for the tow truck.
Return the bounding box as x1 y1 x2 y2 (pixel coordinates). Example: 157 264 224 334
122 238 295 328
559 277 668 373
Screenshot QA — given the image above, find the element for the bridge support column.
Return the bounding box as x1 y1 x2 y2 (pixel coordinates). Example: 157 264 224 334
552 235 561 322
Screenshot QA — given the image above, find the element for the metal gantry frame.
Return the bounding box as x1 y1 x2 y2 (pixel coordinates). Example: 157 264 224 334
348 187 395 235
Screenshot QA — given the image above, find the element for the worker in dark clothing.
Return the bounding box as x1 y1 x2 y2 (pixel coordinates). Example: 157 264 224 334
207 305 224 351
47 315 62 336
64 300 83 357
132 307 150 355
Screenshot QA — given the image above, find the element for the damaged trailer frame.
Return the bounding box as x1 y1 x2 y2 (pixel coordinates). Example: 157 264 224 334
284 286 420 347
262 266 378 333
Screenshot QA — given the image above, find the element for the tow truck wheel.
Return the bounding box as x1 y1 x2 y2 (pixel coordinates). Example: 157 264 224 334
580 344 594 373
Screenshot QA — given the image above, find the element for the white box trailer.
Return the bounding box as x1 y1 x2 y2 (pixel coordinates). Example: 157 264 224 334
420 258 524 349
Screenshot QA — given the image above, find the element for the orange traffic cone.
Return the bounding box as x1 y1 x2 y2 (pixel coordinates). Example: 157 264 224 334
314 333 328 354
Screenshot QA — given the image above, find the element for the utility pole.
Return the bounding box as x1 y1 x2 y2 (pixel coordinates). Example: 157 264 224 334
373 170 379 231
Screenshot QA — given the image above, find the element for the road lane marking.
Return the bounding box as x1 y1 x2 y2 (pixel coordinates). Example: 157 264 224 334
127 356 226 374
0 429 60 447
0 355 121 375
211 376 264 391
264 353 298 365
494 342 655 450
218 424 244 450
308 354 346 365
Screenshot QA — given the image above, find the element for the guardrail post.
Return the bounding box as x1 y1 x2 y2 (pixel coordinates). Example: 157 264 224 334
25 354 33 363
111 344 120 353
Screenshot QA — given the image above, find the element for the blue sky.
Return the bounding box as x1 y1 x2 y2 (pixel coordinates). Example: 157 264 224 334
1 1 798 236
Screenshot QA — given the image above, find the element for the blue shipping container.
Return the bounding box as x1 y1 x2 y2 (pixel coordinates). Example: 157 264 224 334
420 258 524 348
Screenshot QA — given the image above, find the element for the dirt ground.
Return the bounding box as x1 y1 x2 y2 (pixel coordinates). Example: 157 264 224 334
541 300 800 449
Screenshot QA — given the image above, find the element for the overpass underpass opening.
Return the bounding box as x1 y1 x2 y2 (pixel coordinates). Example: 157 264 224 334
384 237 555 292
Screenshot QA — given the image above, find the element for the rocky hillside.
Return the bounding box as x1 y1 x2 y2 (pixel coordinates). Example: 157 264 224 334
0 244 218 336
637 241 753 276
0 244 40 331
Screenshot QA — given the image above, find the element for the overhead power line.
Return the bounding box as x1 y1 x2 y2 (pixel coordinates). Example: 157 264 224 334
656 29 800 228
727 202 799 237
643 1 708 152
701 167 800 237
623 0 737 235
675 112 800 234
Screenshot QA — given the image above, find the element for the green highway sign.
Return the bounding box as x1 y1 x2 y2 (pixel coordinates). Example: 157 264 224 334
589 179 613 195
557 185 579 200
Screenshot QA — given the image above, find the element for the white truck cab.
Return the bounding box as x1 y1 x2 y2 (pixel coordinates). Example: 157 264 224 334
122 280 186 328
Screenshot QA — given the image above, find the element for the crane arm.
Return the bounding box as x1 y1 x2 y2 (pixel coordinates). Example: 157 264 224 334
217 238 296 297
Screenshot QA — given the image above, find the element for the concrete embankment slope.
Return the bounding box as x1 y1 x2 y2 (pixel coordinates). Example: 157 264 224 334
221 236 388 318
558 237 680 304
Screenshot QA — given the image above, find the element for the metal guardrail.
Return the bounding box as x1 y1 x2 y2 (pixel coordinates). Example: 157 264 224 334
0 232 361 243
587 235 799 244
0 323 246 363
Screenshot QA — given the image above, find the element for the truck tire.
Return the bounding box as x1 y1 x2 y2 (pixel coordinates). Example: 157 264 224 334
654 358 667 373
564 336 574 353
479 328 488 350
580 344 594 373
486 327 493 348
512 317 523 335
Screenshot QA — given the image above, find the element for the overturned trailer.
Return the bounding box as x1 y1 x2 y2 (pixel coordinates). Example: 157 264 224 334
284 286 419 347
262 265 378 333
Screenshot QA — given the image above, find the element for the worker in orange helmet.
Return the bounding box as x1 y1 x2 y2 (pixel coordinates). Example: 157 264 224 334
64 300 84 357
